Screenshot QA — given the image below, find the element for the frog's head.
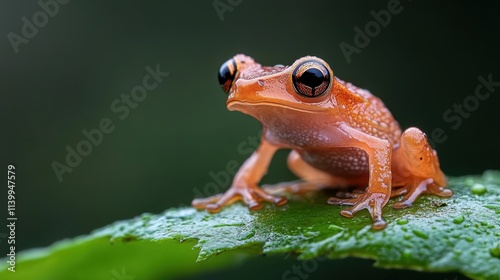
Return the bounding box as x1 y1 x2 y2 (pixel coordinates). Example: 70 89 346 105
400 128 447 186
217 54 338 117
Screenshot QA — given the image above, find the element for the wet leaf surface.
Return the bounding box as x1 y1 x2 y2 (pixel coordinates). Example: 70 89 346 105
2 171 499 280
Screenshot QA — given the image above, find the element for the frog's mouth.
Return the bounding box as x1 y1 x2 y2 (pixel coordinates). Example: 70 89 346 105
226 100 327 114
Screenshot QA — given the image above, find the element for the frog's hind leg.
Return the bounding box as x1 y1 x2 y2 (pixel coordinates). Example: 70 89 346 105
392 179 453 209
263 150 351 195
391 127 453 209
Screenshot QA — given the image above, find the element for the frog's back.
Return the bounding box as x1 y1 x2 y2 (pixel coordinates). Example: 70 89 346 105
333 78 401 145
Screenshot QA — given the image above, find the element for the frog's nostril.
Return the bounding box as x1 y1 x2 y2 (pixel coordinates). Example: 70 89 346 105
257 80 265 86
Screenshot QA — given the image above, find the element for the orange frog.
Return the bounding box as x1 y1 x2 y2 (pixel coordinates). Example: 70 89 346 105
193 54 453 229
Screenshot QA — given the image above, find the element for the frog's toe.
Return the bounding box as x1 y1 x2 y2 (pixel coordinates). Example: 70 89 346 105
327 196 357 206
394 182 453 209
192 194 223 210
245 200 261 210
390 187 408 197
192 186 287 212
341 206 385 229
205 203 222 213
330 192 387 230
428 184 453 197
192 191 240 212
248 187 287 207
372 218 387 230
393 200 412 209
339 209 353 217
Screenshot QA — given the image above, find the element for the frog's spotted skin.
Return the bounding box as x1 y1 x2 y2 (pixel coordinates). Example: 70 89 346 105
193 54 453 230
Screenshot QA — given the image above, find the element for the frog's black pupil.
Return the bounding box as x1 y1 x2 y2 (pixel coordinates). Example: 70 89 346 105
299 68 324 89
218 59 236 94
218 61 231 86
292 61 331 98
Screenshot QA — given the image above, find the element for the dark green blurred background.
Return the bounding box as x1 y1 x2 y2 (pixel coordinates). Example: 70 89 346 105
1 0 499 279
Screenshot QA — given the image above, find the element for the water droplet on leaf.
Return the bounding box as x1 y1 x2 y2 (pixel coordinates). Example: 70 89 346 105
397 219 409 225
453 215 465 224
471 183 487 195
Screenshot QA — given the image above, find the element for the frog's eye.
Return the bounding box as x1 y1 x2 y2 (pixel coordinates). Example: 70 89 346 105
292 61 331 98
218 59 238 94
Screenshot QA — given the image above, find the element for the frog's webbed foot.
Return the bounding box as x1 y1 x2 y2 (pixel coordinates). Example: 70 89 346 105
192 184 287 213
392 178 453 209
328 192 388 230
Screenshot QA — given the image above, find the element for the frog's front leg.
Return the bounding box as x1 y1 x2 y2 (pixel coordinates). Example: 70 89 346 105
327 124 392 230
192 139 287 212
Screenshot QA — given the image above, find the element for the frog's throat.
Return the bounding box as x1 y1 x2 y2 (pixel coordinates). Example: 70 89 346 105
226 100 328 114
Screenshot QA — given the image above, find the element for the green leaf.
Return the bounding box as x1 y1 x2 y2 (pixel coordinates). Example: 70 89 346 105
1 171 500 280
